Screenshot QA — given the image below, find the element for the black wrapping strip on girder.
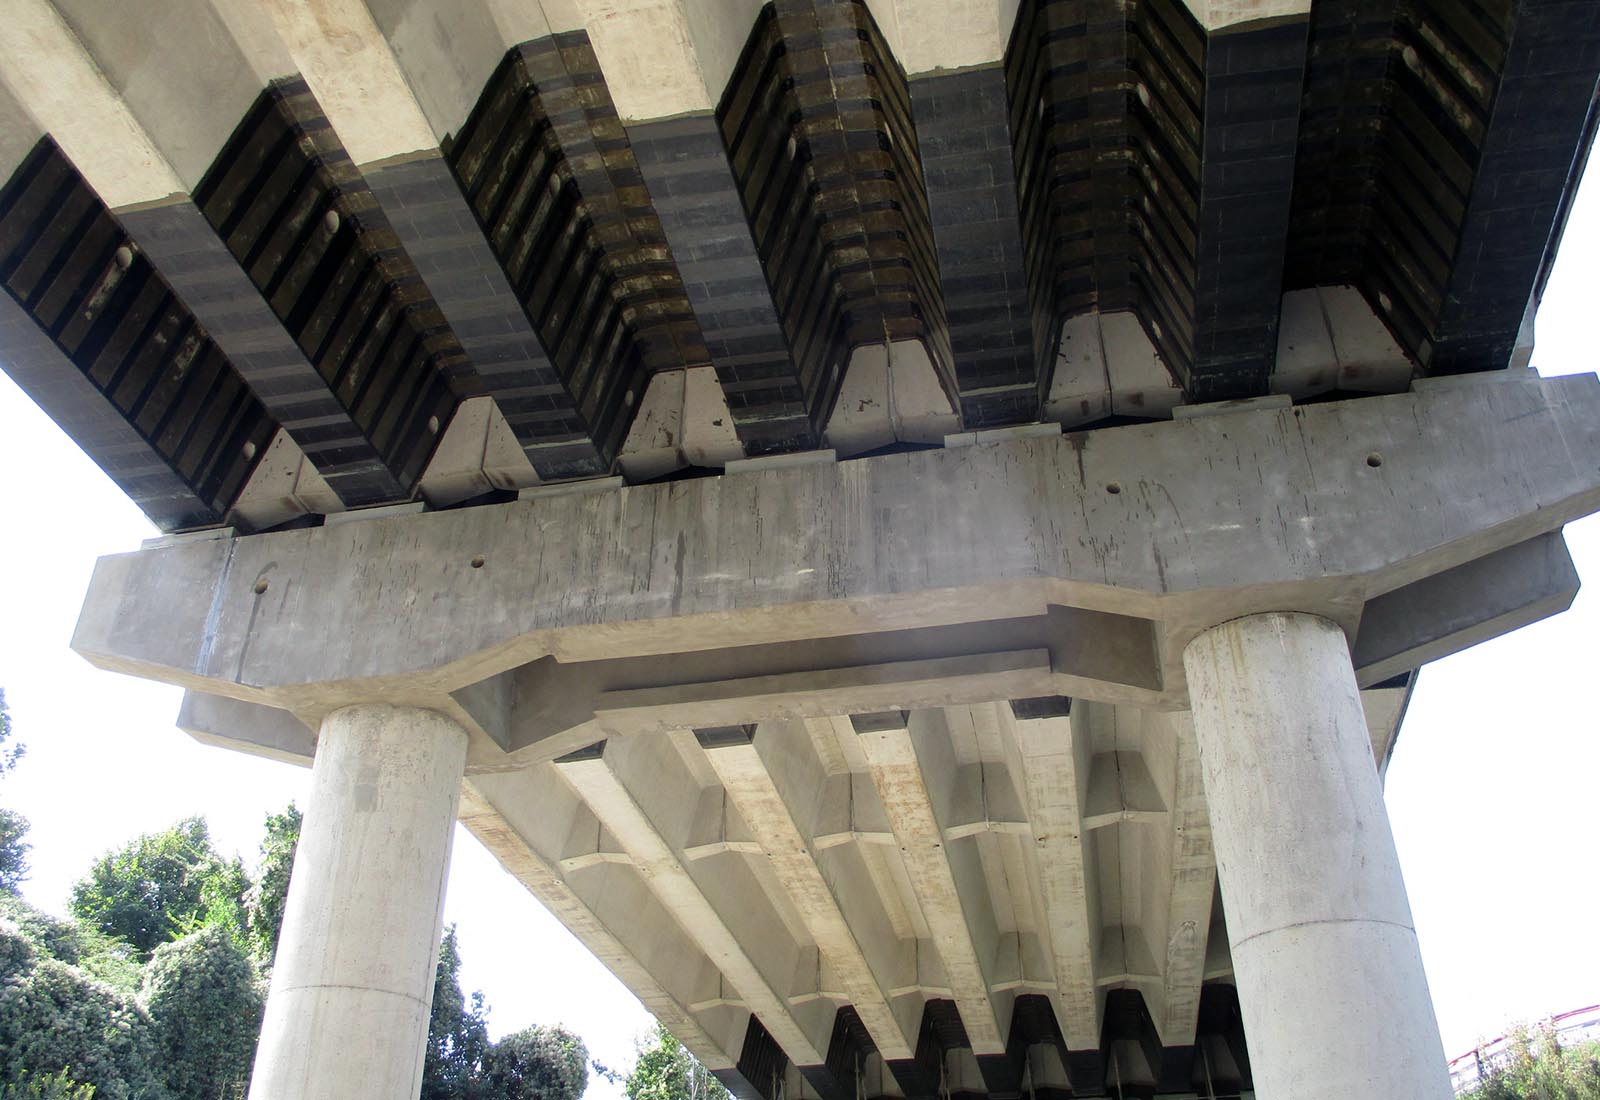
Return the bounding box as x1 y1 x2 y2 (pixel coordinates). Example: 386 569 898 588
912 67 1040 427
1429 0 1600 374
717 0 955 451
361 153 600 479
0 138 275 531
629 112 812 455
192 77 470 505
1287 0 1600 379
1005 0 1206 400
735 1015 793 1100
1188 17 1309 401
520 34 712 381
445 35 711 477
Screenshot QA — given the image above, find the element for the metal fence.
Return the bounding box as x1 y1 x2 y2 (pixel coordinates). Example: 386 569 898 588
1448 1005 1600 1094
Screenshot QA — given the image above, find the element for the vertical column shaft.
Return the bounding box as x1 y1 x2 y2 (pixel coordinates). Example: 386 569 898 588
1181 612 1450 1100
248 704 469 1100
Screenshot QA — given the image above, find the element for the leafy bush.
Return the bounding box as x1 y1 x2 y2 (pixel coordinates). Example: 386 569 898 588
2 1069 96 1099
0 893 140 992
0 955 168 1100
243 804 299 968
478 1025 589 1100
1461 1024 1600 1100
625 1024 729 1100
142 926 263 1100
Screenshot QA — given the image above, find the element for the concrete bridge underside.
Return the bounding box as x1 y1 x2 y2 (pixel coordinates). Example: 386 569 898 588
76 370 1600 1100
2 0 1598 1097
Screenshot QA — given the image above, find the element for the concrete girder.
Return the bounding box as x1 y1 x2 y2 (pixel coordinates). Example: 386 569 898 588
360 0 574 140
993 700 1099 1053
73 375 1600 731
864 0 1021 75
569 0 763 124
462 768 746 1074
254 0 434 165
854 710 1011 1058
698 723 922 1065
1140 711 1216 1050
555 739 837 1074
0 1 185 206
1 0 480 506
242 0 630 482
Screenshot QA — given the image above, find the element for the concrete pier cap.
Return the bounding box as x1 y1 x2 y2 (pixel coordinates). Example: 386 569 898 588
74 371 1598 766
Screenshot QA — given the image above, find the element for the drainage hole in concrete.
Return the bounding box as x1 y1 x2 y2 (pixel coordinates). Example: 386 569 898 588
470 555 485 569
253 578 269 595
1366 453 1383 468
1105 482 1122 495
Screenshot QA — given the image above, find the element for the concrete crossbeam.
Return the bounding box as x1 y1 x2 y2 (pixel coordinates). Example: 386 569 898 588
72 376 1600 722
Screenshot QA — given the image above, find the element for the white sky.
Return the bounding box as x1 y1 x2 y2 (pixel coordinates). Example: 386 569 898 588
1 165 1598 1097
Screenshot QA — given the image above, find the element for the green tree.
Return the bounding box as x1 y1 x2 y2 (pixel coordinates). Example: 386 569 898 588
625 1024 729 1100
478 1025 589 1100
0 689 30 891
1460 1024 1600 1100
244 803 300 967
422 925 490 1100
142 926 264 1100
69 817 248 959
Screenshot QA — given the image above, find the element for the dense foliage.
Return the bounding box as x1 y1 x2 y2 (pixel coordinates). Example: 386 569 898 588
625 1023 729 1100
244 803 300 967
0 690 29 891
0 690 604 1100
1 1069 96 1099
424 926 492 1100
0 940 168 1099
143 926 264 1100
1460 1025 1600 1100
69 816 248 960
477 1025 589 1100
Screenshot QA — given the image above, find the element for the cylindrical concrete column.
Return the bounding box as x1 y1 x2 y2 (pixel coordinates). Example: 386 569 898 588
1182 612 1450 1100
248 704 469 1100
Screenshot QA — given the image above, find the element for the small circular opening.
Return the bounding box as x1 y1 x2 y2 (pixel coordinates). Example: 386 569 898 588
1105 481 1122 495
242 440 258 461
253 578 270 595
323 209 341 234
470 555 485 569
1366 452 1384 468
426 415 440 435
114 245 134 271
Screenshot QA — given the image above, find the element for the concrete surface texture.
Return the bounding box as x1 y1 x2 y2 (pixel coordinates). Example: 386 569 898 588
2 0 1597 1096
1184 613 1450 1100
73 372 1598 1100
249 704 468 1100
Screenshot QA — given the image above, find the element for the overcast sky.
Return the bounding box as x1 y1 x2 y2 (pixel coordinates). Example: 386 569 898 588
1 166 1597 1096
